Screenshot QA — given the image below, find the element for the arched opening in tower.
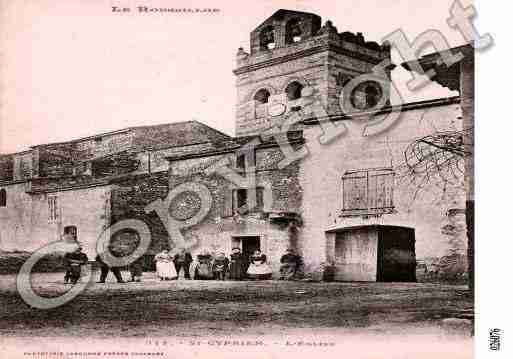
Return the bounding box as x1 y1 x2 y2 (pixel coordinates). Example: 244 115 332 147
260 26 276 50
285 81 304 101
254 89 271 104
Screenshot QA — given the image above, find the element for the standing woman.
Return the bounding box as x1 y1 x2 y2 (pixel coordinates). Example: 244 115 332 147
212 252 230 280
247 250 273 280
194 252 214 280
229 247 245 280
154 249 177 280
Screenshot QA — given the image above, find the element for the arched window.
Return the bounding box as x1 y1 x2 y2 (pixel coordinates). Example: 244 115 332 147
0 189 5 207
254 89 271 104
260 26 275 50
350 81 383 110
285 81 304 101
286 18 302 43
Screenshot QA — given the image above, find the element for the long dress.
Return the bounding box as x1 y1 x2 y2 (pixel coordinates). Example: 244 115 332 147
194 254 214 279
154 252 177 280
247 254 273 280
229 253 245 280
212 257 229 280
279 253 302 280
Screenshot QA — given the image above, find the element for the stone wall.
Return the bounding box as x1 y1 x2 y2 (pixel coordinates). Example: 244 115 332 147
234 11 390 137
110 172 170 255
73 131 134 161
119 147 302 276
0 155 14 182
13 152 34 181
235 50 327 136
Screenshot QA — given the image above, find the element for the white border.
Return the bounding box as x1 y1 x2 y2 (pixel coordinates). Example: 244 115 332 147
476 1 513 358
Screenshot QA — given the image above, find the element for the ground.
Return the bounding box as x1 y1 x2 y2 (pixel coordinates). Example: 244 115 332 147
0 271 473 339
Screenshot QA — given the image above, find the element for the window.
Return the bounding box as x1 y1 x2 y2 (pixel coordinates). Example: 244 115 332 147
233 187 265 214
285 81 304 101
286 18 302 43
341 168 394 216
234 147 255 174
254 89 271 104
235 153 246 173
260 26 275 50
350 81 383 110
254 89 270 118
0 189 6 207
236 189 248 210
48 195 59 223
64 225 78 240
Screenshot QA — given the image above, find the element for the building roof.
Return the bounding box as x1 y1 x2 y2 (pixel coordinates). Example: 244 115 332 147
130 121 232 151
29 120 232 151
401 43 473 92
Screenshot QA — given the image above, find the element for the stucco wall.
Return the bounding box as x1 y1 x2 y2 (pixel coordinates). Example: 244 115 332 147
0 183 33 251
297 102 467 276
0 183 110 259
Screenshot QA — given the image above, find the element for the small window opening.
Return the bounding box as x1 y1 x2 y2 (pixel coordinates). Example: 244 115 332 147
285 81 304 101
260 26 276 50
286 19 303 44
254 89 271 104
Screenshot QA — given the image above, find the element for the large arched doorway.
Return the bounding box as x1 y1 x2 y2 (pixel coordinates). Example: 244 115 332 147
329 225 416 282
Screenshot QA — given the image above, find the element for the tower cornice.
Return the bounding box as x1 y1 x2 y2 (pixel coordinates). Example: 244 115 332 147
234 41 386 76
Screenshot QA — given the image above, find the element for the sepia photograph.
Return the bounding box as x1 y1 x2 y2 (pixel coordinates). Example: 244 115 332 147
0 0 506 358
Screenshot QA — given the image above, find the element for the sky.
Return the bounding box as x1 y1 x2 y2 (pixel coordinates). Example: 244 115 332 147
0 0 470 153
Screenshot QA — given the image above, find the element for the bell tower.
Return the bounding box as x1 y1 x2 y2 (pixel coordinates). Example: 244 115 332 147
233 9 392 137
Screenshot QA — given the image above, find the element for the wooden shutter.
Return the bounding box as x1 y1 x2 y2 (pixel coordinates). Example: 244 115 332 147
369 171 394 209
343 173 367 210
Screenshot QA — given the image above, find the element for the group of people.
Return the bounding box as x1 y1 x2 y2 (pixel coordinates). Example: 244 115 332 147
152 247 283 281
63 246 304 284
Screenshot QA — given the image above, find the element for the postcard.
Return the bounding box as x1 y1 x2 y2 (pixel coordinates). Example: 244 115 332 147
0 1 505 358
